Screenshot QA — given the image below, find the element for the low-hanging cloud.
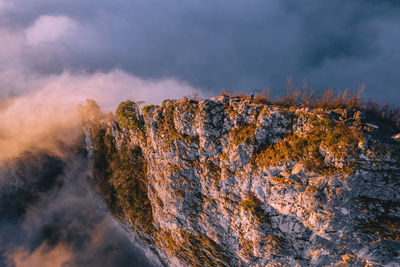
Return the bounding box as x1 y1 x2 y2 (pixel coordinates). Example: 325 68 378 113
0 149 159 267
8 243 72 267
0 69 197 161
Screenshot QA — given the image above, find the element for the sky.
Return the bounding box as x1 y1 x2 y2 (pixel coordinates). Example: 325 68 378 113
0 0 399 105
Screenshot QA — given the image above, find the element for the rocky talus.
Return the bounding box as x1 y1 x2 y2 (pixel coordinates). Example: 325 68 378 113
89 96 400 266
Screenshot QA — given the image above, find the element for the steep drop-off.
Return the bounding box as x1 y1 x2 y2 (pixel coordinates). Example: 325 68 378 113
88 96 400 266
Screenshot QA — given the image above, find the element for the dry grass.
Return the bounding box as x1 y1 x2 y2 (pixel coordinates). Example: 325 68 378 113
157 229 232 266
230 123 257 146
254 88 272 104
252 87 365 109
252 116 364 175
220 85 399 130
365 100 400 129
221 90 250 99
265 235 283 249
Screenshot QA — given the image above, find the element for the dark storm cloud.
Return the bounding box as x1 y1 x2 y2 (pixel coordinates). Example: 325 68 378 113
0 0 399 102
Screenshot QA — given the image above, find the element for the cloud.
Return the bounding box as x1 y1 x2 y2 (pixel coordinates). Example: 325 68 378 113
0 69 197 161
0 0 10 11
8 243 72 267
0 150 158 267
0 0 399 103
26 15 79 46
35 70 199 109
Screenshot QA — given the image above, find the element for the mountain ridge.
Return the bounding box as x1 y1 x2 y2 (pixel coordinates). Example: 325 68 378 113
86 96 400 266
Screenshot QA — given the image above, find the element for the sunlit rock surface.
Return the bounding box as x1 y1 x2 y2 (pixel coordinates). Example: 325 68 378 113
93 96 400 266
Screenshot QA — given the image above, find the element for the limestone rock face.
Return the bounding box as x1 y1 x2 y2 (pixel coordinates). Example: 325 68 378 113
98 97 400 266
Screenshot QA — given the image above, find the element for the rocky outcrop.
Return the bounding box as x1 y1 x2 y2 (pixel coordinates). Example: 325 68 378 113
92 96 400 266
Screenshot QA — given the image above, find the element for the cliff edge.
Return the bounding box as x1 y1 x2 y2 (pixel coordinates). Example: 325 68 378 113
88 96 400 266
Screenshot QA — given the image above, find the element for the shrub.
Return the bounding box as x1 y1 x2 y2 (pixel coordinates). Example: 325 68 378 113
76 99 106 123
141 104 158 117
254 88 271 104
116 101 144 131
162 99 171 106
365 100 400 129
230 123 257 146
221 90 231 97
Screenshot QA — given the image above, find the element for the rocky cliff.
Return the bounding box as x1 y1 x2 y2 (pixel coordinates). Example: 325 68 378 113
88 96 400 266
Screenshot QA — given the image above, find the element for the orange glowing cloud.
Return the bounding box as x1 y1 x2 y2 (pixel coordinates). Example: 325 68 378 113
8 243 73 267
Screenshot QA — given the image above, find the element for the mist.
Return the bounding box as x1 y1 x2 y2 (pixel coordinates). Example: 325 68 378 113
0 150 160 267
0 69 198 162
0 70 195 266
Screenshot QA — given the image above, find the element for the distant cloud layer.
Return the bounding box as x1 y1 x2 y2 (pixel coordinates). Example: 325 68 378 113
0 0 398 103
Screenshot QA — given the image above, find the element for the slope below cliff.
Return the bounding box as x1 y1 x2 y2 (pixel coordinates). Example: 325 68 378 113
88 96 400 266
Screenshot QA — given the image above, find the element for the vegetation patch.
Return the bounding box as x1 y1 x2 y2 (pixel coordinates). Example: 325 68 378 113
178 97 200 116
157 102 181 146
168 164 182 175
252 116 364 175
230 123 257 146
141 104 158 117
222 166 234 178
91 125 153 234
360 215 400 241
223 86 400 130
116 101 144 130
158 229 233 267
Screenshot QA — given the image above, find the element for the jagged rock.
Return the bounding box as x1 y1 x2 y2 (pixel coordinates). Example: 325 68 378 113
93 97 400 266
